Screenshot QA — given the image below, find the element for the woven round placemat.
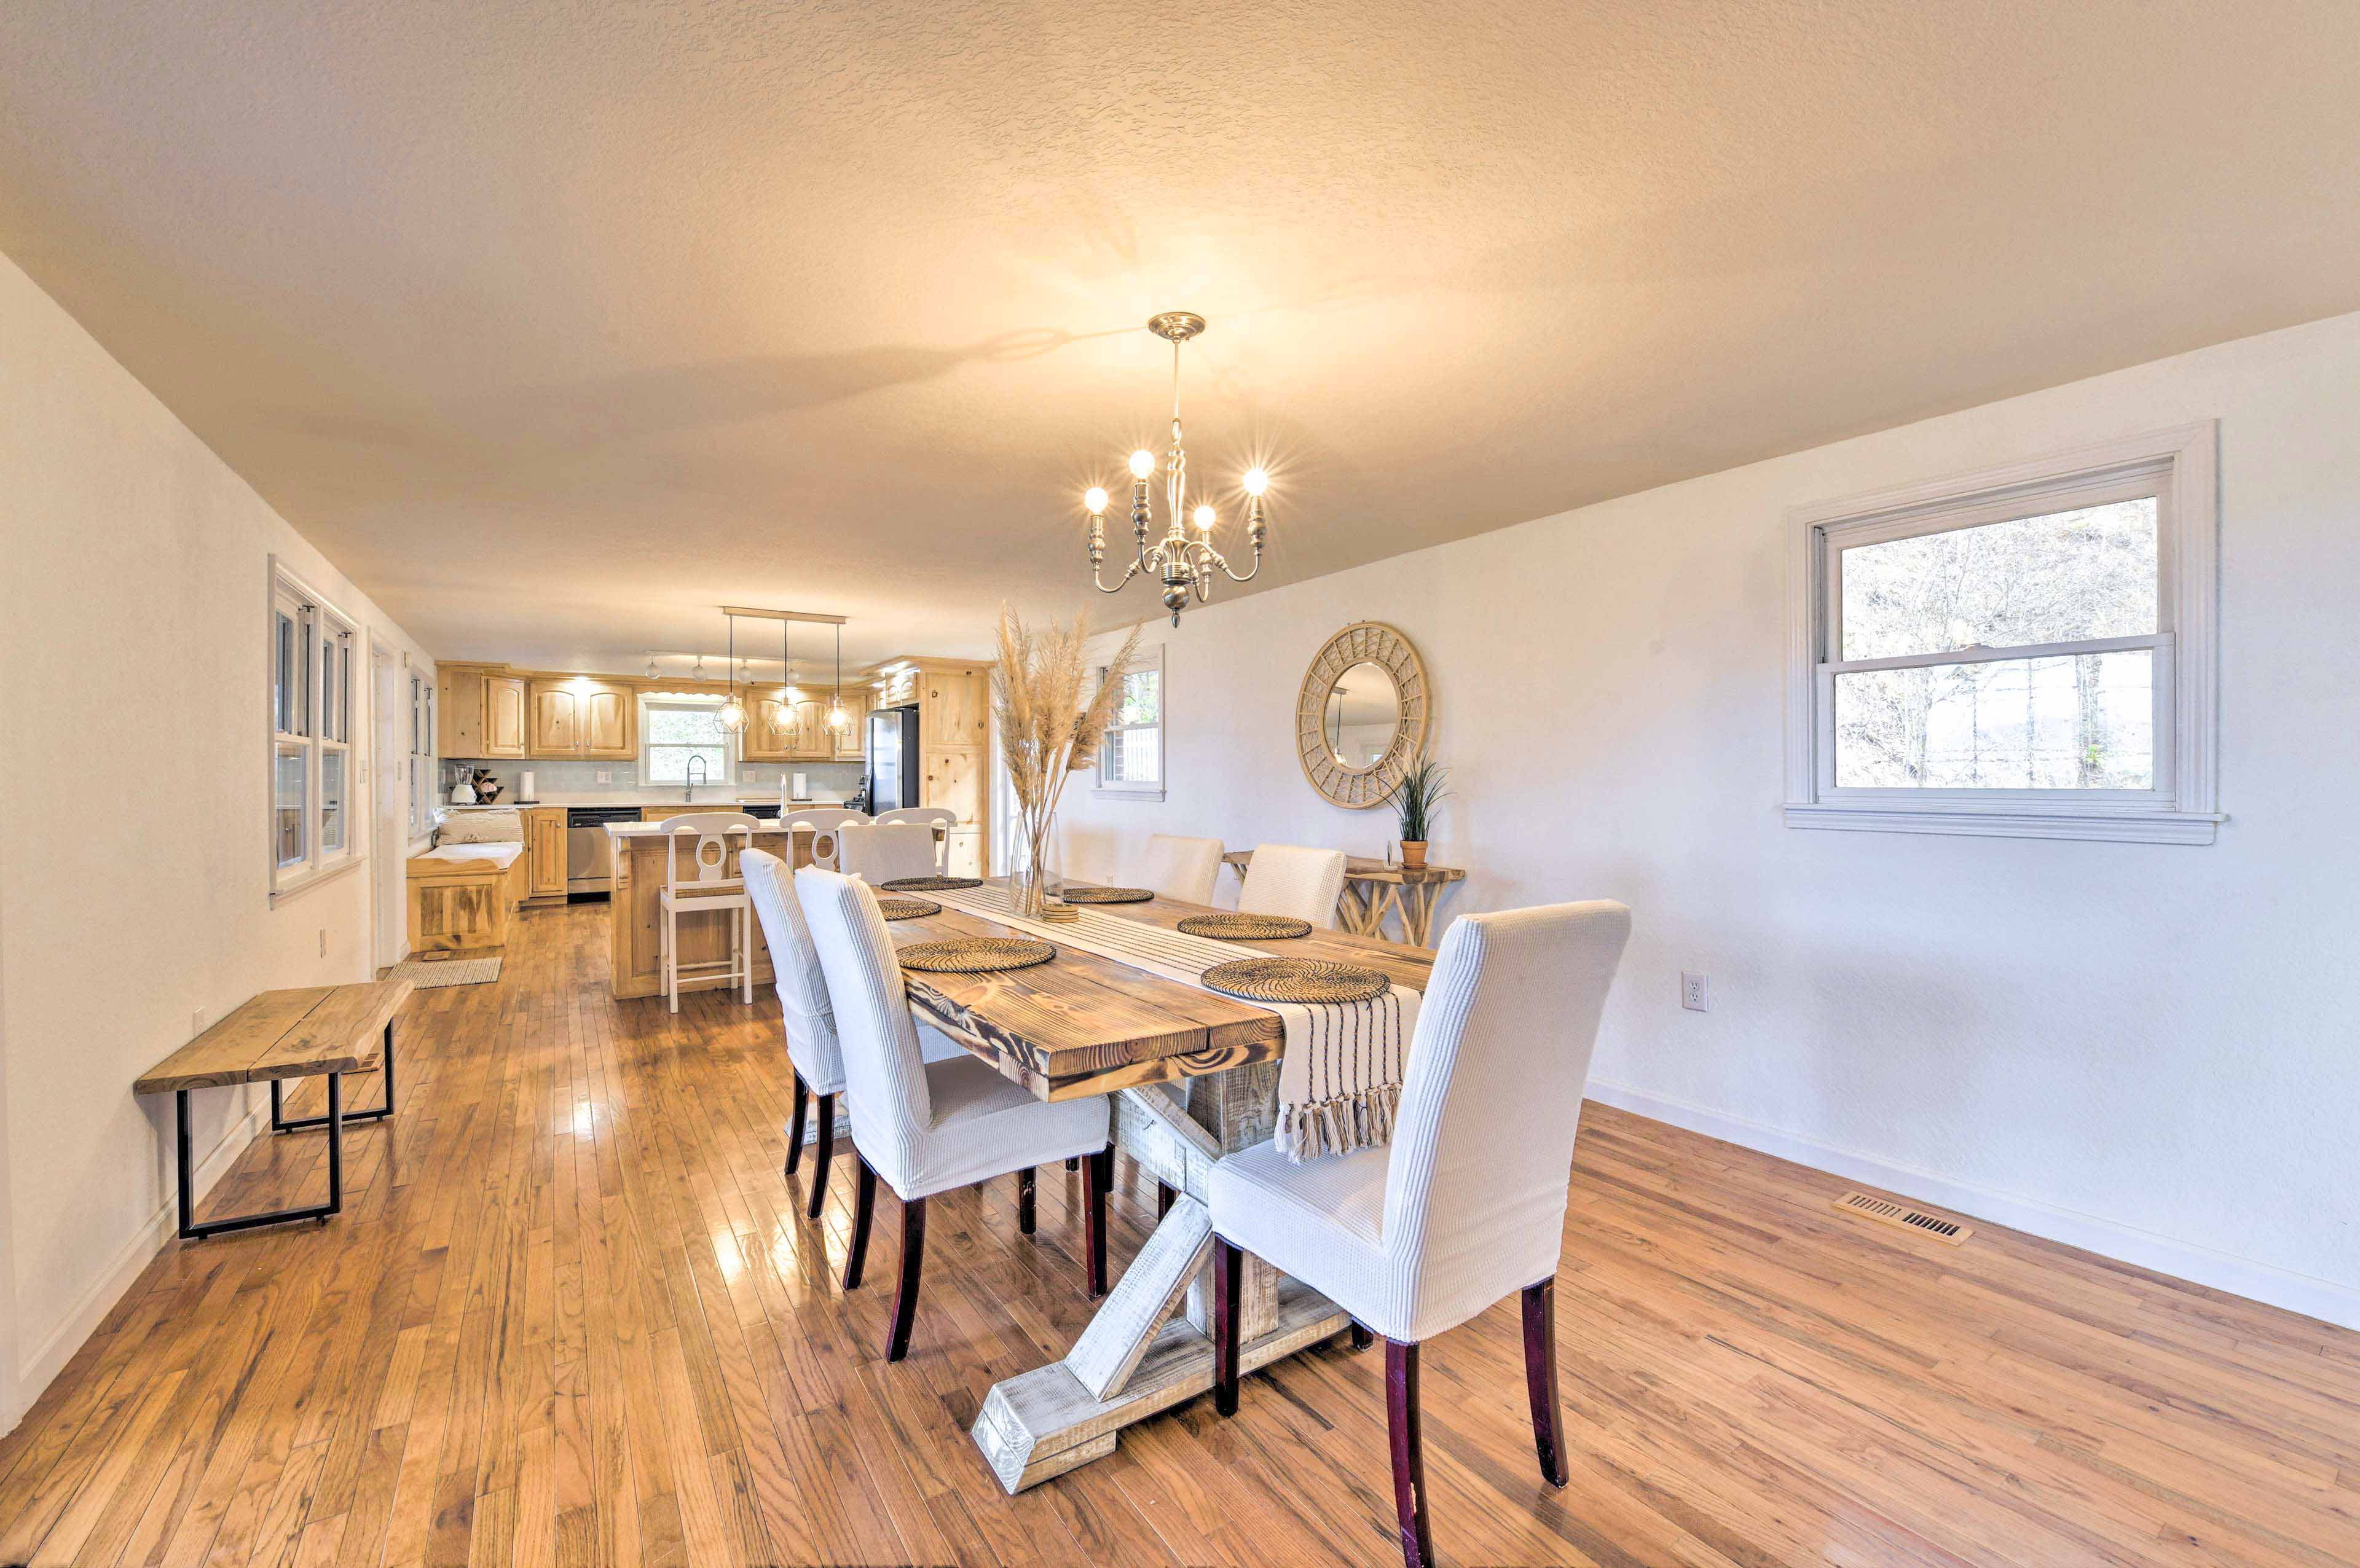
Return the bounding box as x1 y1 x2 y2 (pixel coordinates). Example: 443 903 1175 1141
875 895 941 922
1059 885 1155 905
881 876 982 892
897 937 1056 974
1199 957 1390 1005
1178 912 1313 941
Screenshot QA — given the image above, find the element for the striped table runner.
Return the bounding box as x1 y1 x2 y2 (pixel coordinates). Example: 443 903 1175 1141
912 883 1422 1162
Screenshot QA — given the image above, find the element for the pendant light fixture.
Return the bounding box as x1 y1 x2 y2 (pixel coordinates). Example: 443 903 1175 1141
718 612 746 731
827 624 848 734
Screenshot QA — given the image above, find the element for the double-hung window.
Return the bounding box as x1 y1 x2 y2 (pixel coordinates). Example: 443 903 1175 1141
642 696 735 786
270 561 361 896
407 669 436 839
1785 424 2219 844
1096 645 1165 799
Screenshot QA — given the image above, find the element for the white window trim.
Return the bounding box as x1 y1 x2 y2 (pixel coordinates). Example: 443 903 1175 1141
269 558 364 901
1095 643 1166 801
638 691 739 788
1783 421 2221 845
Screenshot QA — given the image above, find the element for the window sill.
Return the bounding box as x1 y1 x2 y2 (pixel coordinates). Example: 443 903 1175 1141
1093 786 1167 802
270 852 368 905
1783 802 2223 845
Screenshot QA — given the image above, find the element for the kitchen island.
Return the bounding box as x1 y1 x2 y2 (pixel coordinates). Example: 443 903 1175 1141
604 818 947 1000
606 821 814 1000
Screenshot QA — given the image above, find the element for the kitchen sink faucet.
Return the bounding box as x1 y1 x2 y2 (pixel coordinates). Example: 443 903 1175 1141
685 754 708 802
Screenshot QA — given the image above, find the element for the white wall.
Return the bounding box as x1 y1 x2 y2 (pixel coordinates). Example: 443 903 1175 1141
0 253 439 1429
1062 310 2360 1329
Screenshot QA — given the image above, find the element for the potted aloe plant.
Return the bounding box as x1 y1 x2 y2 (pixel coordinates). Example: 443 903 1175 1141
1390 759 1450 870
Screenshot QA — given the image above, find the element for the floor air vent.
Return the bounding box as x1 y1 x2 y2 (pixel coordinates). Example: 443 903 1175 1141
1833 1190 1972 1246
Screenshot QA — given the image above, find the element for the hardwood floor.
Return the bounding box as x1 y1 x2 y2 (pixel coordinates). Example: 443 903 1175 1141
4 903 2356 1566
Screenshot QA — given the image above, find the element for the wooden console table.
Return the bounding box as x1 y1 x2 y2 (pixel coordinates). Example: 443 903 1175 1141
1221 849 1466 946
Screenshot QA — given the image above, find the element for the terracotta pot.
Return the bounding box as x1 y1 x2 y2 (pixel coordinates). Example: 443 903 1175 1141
1399 840 1429 870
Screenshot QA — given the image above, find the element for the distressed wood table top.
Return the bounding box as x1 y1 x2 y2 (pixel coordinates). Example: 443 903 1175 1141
892 880 1435 1102
132 979 411 1095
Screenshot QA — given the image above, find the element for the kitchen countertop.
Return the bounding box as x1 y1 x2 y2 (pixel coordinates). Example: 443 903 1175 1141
446 793 852 811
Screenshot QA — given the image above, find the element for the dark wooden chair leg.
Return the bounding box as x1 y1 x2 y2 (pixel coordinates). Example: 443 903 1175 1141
886 1196 928 1362
1523 1279 1570 1486
1349 1321 1375 1351
1064 1155 1079 1171
1213 1237 1243 1416
1084 1145 1112 1297
842 1156 876 1290
785 1072 809 1175
805 1093 835 1219
1157 1181 1176 1217
1387 1339 1435 1568
1017 1167 1037 1235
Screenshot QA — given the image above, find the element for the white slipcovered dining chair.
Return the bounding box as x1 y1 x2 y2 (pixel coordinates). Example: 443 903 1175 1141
796 866 1115 1362
739 849 970 1218
873 806 959 871
1138 833 1225 906
837 822 943 884
1236 843 1349 928
782 807 868 870
657 813 759 1013
1207 901 1632 1568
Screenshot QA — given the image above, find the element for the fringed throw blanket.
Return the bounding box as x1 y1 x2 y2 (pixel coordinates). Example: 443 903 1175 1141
915 883 1421 1162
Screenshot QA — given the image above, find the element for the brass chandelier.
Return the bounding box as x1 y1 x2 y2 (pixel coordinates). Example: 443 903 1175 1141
1084 312 1267 625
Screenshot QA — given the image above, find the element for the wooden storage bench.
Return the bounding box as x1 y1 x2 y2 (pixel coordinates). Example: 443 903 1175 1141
407 841 530 952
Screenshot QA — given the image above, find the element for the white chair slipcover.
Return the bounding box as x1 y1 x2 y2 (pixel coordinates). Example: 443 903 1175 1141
796 866 1115 1358
1206 900 1632 1568
1236 844 1348 929
739 849 966 1218
837 822 943 884
1138 833 1225 906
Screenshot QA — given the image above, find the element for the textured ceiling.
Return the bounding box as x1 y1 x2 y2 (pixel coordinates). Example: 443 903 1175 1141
7 1 2360 670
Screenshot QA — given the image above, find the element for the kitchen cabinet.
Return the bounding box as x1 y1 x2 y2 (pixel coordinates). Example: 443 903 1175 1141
743 695 797 763
944 826 984 879
529 683 581 755
438 668 484 758
484 677 528 758
525 807 567 903
922 745 983 825
529 678 636 759
921 670 989 748
833 691 869 759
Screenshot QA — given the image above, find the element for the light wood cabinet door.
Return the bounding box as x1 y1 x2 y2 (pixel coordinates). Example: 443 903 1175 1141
832 692 869 759
944 826 985 878
789 699 830 761
438 670 484 758
482 678 529 758
922 746 982 824
922 672 989 748
581 682 635 758
527 809 568 899
529 683 581 756
742 694 795 763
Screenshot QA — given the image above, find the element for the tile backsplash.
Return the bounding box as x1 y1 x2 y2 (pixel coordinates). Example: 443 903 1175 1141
446 757 864 802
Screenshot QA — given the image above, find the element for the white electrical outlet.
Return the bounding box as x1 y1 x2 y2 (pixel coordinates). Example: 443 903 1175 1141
596 769 612 784
192 1007 206 1035
319 928 328 958
1681 971 1709 1011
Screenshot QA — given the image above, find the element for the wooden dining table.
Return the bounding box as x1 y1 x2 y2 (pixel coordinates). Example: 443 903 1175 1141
879 877 1438 1494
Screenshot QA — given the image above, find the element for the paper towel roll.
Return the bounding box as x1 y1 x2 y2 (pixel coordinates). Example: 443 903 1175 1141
519 769 537 802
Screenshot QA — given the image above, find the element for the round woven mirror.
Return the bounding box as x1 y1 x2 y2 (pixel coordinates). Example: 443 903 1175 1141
1295 622 1430 808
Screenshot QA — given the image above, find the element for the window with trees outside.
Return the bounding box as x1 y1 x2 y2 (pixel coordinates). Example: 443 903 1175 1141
1785 425 2219 844
1096 645 1165 799
642 696 734 785
270 561 361 898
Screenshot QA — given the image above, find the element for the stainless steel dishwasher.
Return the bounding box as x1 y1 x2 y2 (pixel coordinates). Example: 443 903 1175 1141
566 806 643 896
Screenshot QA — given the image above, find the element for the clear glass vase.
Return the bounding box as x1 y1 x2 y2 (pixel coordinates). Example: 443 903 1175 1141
1007 813 1063 919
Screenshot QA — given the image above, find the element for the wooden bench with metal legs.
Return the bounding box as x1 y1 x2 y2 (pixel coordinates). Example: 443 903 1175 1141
133 980 411 1241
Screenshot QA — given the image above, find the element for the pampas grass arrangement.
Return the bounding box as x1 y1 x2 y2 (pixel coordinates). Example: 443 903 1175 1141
994 606 1142 912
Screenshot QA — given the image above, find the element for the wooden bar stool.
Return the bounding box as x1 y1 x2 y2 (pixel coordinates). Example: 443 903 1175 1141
658 812 758 1013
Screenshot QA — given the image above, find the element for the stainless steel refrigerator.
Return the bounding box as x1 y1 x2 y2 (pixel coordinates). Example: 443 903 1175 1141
865 705 922 813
